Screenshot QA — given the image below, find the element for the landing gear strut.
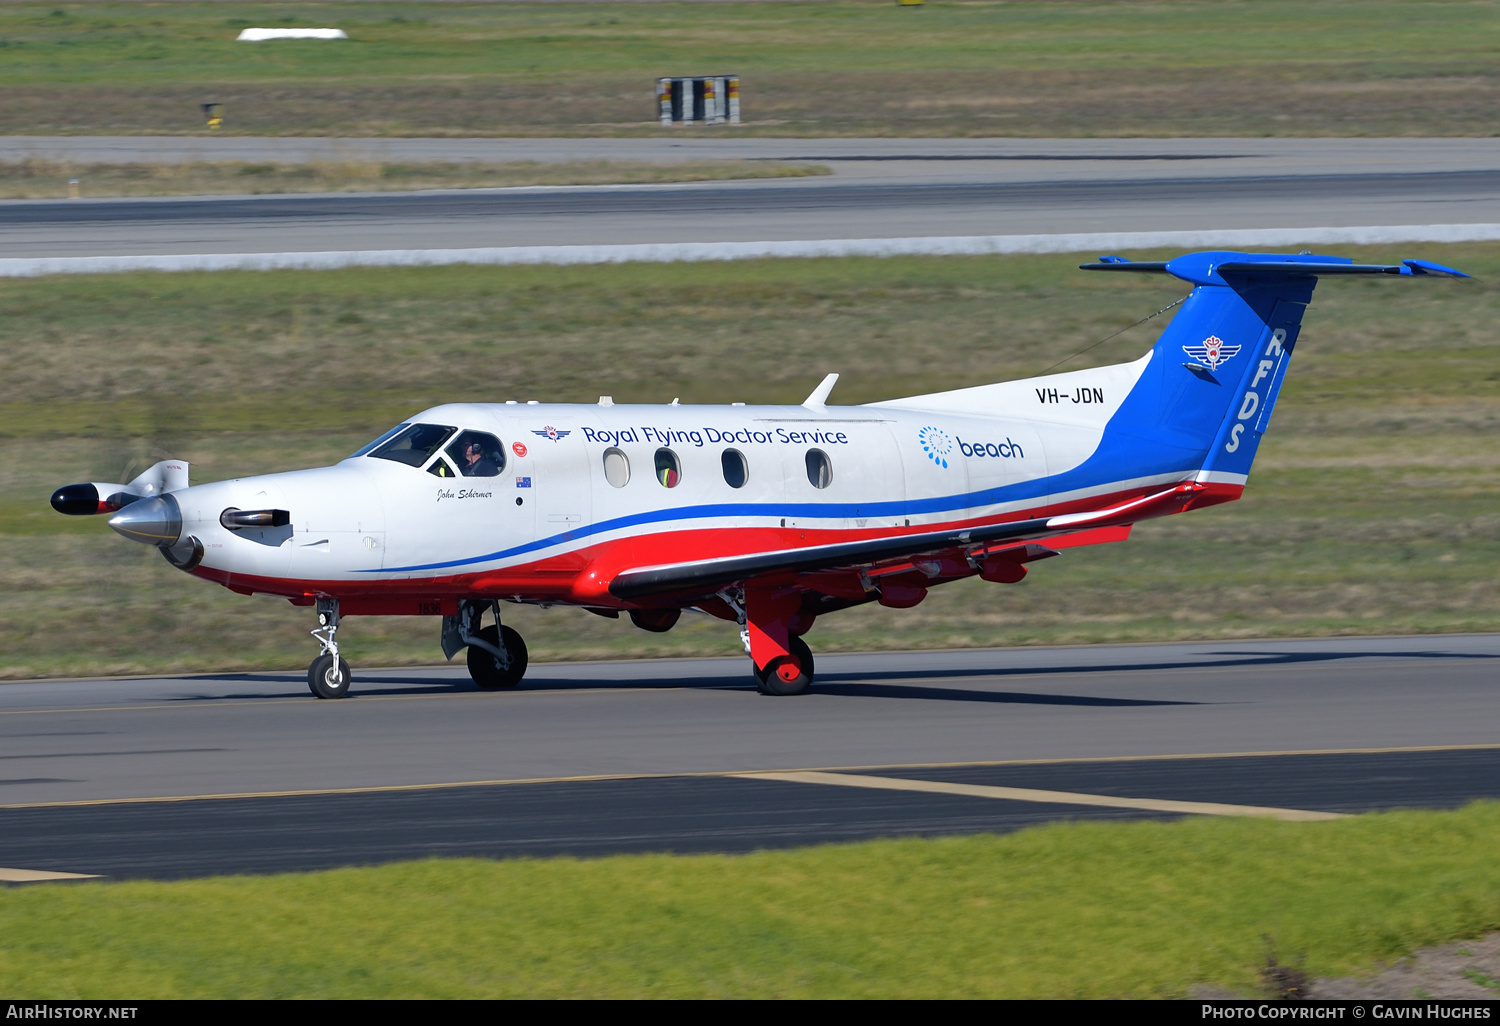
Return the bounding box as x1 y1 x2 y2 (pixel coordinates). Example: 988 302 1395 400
755 634 815 696
726 587 817 697
444 599 529 690
308 597 352 699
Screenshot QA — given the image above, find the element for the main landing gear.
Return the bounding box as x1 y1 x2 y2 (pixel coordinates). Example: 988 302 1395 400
754 634 815 696
726 587 817 697
444 599 529 690
308 597 351 699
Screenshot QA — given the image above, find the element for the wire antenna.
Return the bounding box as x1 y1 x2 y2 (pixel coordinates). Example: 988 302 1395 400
1036 293 1188 376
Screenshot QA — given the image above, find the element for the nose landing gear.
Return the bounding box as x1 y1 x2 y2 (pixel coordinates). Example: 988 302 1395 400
308 597 352 699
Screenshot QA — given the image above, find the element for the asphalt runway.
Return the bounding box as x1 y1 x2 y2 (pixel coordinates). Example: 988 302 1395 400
2 635 1498 880
4 137 1500 257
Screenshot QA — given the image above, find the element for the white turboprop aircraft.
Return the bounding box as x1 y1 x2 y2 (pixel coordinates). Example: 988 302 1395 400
52 250 1466 698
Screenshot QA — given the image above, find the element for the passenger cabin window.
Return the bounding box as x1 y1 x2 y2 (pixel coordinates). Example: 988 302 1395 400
806 449 832 489
721 449 748 489
603 448 630 488
366 423 456 467
655 448 681 488
445 431 505 478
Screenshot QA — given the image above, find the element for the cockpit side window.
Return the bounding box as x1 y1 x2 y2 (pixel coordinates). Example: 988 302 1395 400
427 457 459 479
446 431 505 478
366 423 456 468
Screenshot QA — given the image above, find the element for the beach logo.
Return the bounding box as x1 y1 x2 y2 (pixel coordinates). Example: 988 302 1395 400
918 426 952 469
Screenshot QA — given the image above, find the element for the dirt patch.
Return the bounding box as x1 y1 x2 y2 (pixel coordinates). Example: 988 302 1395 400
1191 933 1500 999
1308 933 1500 999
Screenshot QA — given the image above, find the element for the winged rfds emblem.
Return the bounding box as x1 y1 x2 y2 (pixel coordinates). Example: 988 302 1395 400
1181 335 1240 370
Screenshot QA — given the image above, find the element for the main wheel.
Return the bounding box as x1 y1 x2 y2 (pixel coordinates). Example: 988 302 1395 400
467 624 528 690
755 635 814 696
308 654 352 699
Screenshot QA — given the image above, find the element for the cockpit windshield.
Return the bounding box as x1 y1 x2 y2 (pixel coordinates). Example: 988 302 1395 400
349 423 409 459
364 423 457 467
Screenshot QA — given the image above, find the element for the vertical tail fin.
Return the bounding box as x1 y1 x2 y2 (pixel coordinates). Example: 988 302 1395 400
1083 251 1467 484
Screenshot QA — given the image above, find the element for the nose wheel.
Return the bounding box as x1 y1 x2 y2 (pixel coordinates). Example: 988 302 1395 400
308 653 352 699
307 597 353 699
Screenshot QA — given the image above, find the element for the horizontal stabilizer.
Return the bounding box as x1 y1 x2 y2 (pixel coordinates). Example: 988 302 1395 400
1081 252 1468 286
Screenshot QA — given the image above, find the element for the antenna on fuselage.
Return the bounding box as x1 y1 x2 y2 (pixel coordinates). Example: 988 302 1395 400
802 373 839 409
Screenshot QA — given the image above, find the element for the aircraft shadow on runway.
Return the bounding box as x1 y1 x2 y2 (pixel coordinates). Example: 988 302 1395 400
171 674 1196 707
827 646 1495 678
783 683 1197 707
171 647 1494 704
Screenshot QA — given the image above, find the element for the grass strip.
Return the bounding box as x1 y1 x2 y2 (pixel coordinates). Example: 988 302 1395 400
0 1 1496 136
0 159 827 199
2 802 1499 997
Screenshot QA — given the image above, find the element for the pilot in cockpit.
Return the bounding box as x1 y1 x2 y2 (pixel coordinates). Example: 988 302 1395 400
461 441 498 477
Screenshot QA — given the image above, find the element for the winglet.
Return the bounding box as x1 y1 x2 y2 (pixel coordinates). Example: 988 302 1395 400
802 373 840 409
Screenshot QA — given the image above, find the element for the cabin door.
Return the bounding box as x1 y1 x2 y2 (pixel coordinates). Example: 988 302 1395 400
521 419 594 573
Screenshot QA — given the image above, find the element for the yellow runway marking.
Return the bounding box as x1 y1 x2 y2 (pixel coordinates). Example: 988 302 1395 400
836 741 1500 770
0 867 100 883
738 771 1345 822
0 742 1491 811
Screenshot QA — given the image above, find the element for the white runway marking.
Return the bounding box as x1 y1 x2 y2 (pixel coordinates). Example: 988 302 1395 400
742 770 1347 822
0 223 1496 277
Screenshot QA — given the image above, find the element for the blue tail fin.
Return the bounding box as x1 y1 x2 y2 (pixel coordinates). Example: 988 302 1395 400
1084 251 1467 482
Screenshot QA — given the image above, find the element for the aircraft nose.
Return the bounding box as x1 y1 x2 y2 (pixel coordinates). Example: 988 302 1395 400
108 494 182 546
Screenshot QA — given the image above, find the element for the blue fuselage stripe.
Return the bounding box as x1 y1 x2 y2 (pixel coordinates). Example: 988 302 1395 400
373 454 1192 574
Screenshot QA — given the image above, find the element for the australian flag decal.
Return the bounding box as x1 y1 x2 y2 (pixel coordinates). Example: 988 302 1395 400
516 477 532 488
1182 335 1240 370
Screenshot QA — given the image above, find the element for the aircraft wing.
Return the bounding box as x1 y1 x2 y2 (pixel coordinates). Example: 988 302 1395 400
608 482 1201 601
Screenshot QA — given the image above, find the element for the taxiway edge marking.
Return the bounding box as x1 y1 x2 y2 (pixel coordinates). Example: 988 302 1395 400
4 225 1500 277
740 771 1346 822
